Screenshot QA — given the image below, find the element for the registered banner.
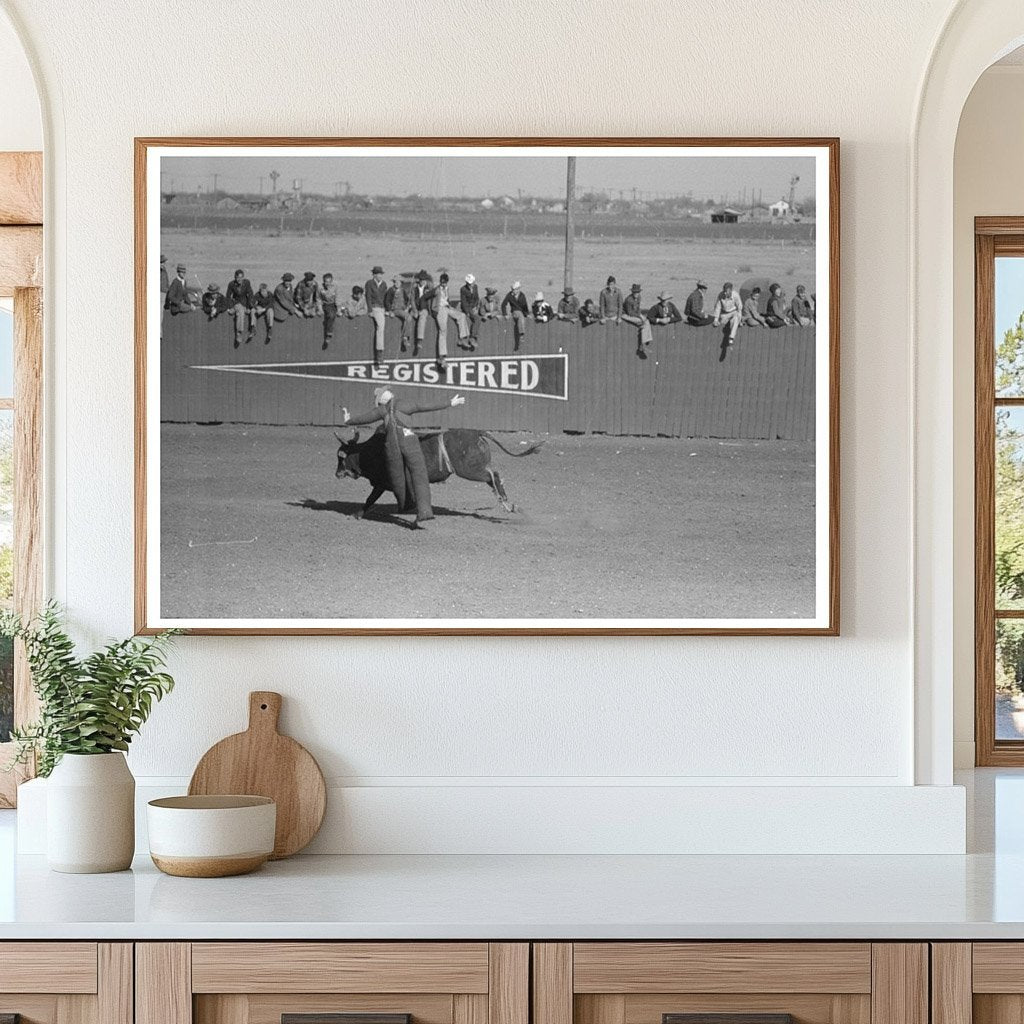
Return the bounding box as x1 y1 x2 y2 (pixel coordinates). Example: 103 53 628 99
192 352 569 401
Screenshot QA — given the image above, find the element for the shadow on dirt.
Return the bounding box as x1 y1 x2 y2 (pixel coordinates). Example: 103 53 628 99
289 498 519 528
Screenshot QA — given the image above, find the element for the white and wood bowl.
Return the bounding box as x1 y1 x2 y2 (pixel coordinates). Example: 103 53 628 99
147 795 276 877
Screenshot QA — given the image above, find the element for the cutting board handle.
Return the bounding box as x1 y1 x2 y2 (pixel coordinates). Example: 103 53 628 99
248 691 282 734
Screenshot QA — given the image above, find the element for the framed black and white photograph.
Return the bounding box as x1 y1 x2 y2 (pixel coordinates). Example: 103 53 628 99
135 137 839 635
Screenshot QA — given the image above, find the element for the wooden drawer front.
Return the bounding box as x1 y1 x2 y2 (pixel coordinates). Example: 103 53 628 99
196 993 469 1024
191 944 490 994
577 993 871 1024
0 944 129 1024
973 944 1024 993
0 943 98 994
572 944 873 995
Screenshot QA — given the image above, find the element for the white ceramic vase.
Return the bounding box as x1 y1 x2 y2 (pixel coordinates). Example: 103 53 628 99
46 752 135 873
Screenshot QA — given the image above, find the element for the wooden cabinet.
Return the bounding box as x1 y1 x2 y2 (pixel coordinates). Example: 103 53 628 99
532 944 928 1024
0 938 954 1024
136 944 528 1024
0 943 131 1024
931 943 1024 1024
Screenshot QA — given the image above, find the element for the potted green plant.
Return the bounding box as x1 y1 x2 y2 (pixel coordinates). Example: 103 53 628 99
2 603 178 873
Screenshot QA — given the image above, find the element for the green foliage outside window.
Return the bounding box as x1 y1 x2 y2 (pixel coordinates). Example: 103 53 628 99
996 312 1024 694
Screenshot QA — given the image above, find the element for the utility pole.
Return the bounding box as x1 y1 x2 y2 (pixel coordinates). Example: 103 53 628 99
211 173 219 194
258 176 264 194
564 156 576 292
269 169 280 193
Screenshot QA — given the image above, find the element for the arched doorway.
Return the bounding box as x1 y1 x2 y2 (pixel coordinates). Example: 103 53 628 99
914 1 1024 785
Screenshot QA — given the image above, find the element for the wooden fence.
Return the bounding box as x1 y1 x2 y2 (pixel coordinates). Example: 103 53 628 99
159 312 816 441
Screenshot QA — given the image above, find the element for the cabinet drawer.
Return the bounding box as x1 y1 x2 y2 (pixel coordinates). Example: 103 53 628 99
937 942 1024 1024
191 943 491 994
534 944 925 1024
0 943 130 1024
572 944 872 994
140 942 528 1024
0 942 99 994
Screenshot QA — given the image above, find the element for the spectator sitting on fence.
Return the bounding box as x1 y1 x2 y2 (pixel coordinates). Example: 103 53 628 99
502 281 530 349
765 283 791 328
429 272 470 368
386 275 416 352
481 286 501 321
790 284 813 326
622 283 653 356
459 273 481 351
226 268 255 346
294 271 321 317
557 286 580 322
343 284 367 319
164 263 194 314
684 279 714 326
713 281 743 345
742 286 768 327
599 275 622 323
202 283 227 320
365 264 389 361
532 292 555 323
251 282 274 344
411 270 433 356
580 298 601 326
649 291 682 325
273 272 298 320
320 272 339 349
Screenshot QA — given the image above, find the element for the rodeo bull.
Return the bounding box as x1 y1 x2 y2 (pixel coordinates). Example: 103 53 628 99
334 426 545 517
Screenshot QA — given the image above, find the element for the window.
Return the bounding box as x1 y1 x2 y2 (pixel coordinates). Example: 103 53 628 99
975 220 1024 764
0 150 43 806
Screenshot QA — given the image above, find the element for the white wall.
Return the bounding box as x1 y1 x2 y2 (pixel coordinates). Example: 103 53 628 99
0 7 39 151
952 66 1024 767
0 0 974 852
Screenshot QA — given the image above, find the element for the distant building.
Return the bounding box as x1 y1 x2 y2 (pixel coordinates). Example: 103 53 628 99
770 199 791 218
215 196 240 210
710 207 741 224
480 198 495 209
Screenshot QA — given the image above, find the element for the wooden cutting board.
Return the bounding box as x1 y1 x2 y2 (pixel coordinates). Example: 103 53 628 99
188 691 326 859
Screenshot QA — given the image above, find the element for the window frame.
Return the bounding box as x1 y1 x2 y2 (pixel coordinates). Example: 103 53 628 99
0 151 43 806
975 218 1024 764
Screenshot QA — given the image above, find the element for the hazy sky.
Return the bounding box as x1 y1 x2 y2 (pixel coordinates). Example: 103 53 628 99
161 154 816 204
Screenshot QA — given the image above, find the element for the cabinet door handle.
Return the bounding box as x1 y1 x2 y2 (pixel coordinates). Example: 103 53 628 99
664 1015 794 1024
283 1015 411 1024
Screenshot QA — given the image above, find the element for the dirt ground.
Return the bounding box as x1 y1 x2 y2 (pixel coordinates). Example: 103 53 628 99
161 230 816 307
159 424 816 621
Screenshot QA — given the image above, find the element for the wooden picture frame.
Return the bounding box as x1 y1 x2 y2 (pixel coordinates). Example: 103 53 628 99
135 137 839 636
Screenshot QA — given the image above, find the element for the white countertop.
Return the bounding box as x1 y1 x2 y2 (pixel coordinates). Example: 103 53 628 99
2 769 1022 941
2 849 1024 940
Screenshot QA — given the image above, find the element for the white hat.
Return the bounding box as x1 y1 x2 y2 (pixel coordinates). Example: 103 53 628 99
465 273 475 284
535 291 544 301
513 280 521 289
373 387 394 406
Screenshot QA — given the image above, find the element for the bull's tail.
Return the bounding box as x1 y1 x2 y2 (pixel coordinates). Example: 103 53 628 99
481 432 546 457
